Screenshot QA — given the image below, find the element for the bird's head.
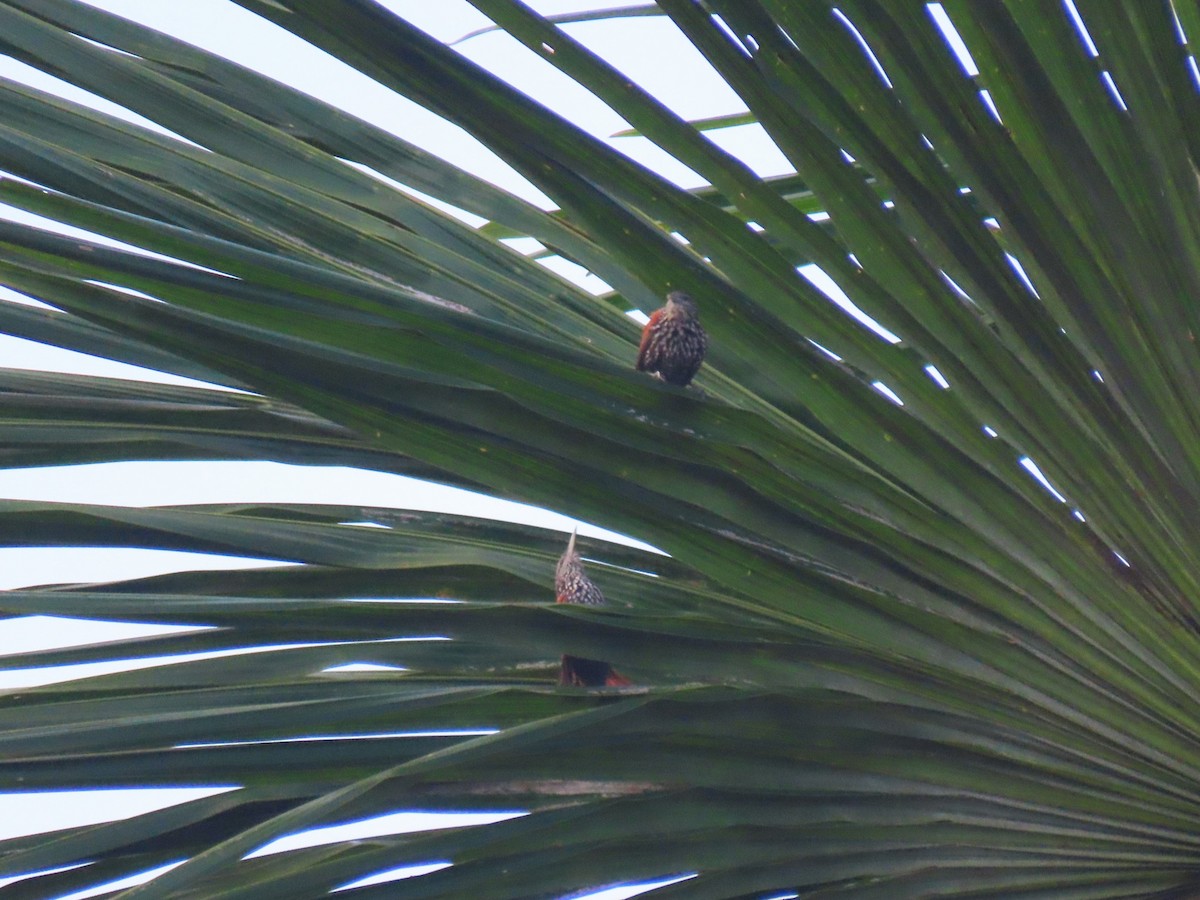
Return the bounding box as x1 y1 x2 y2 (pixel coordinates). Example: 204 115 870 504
665 290 699 317
556 527 582 576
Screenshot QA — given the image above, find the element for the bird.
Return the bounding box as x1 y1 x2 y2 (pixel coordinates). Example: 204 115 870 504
636 290 708 387
554 529 631 687
556 527 606 606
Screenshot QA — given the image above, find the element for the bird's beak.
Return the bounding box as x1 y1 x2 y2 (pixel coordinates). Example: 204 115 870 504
567 527 578 555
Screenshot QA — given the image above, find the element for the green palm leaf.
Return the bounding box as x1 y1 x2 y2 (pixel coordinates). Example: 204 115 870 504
1 1 1199 896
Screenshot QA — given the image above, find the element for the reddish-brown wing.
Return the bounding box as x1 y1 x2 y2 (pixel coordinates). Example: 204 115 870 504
559 654 632 687
604 669 633 687
636 308 666 372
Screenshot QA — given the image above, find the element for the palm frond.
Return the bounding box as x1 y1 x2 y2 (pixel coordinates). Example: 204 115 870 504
0 1 1198 896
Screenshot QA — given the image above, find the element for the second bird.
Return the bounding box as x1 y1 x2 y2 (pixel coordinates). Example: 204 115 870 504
636 290 708 387
555 529 630 687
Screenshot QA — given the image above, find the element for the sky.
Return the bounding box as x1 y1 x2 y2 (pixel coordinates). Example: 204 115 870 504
0 2 791 898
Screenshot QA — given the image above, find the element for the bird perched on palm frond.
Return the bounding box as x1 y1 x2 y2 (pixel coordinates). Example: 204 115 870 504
556 527 606 606
636 290 708 387
555 529 631 687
